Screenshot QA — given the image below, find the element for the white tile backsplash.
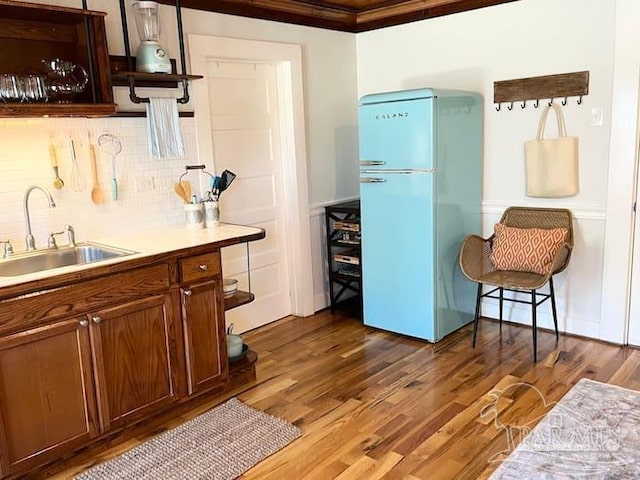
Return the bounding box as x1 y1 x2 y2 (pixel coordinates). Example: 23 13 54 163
0 116 209 252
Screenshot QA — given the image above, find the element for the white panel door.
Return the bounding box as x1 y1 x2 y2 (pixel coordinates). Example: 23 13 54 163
206 60 291 333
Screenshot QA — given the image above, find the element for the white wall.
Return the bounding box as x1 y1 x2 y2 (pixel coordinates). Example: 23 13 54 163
356 0 628 341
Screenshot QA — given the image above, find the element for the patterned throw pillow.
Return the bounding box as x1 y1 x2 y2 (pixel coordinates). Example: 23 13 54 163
490 223 568 275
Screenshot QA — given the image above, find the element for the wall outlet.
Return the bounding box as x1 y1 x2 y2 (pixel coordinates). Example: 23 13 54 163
135 176 156 192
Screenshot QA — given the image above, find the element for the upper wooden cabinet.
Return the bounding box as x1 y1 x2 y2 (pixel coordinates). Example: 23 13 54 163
0 0 116 117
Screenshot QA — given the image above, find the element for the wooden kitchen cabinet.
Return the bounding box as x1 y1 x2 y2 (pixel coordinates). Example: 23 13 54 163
0 317 98 476
89 294 179 433
181 279 228 395
179 250 228 396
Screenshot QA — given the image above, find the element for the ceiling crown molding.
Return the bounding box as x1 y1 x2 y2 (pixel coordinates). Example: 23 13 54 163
157 0 521 32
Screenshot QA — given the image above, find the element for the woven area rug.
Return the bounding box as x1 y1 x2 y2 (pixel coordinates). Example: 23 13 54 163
75 398 301 480
489 378 640 479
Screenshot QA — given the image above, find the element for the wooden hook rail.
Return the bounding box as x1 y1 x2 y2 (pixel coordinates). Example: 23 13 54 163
494 71 589 111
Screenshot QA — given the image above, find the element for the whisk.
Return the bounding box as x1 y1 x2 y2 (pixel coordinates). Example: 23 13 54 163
69 135 85 192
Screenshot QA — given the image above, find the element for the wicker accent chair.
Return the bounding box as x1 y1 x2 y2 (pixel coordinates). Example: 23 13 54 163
458 206 573 362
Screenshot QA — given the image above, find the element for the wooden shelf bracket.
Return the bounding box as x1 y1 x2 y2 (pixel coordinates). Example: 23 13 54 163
493 71 589 111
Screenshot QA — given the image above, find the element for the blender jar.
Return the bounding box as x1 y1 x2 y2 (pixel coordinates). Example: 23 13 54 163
132 1 172 73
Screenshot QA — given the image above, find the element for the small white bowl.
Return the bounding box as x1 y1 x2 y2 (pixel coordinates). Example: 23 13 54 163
223 278 238 298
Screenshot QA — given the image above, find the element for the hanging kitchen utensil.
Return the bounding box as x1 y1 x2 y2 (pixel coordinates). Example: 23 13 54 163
97 133 122 201
68 136 85 192
88 140 105 205
49 142 64 189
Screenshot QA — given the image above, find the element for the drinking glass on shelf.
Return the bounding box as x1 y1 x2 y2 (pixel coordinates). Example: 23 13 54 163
20 75 48 102
0 74 19 102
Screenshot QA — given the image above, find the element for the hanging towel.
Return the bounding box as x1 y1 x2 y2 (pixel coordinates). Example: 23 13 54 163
146 97 185 159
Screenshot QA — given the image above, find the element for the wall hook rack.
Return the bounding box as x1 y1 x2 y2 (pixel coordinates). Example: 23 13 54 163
493 71 589 112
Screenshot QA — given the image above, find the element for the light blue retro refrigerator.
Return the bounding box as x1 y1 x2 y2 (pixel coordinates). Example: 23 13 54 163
359 88 483 341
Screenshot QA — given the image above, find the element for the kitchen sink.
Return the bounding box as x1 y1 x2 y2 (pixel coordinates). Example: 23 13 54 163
0 242 136 277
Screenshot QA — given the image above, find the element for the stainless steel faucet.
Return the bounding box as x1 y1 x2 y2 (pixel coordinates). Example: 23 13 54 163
0 240 13 258
47 225 76 249
23 185 56 251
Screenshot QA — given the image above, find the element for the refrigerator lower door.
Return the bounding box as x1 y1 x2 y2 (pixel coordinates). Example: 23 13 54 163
360 171 435 340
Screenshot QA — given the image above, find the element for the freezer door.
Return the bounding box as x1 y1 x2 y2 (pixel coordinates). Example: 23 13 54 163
359 97 434 171
359 172 435 340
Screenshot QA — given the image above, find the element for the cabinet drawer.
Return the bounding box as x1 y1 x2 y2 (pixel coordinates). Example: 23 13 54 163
0 264 170 334
180 251 221 284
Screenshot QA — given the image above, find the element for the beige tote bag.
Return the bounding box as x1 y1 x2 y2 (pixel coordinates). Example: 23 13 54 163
524 103 579 198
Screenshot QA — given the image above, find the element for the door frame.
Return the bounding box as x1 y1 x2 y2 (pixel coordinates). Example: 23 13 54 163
601 0 640 345
188 34 314 317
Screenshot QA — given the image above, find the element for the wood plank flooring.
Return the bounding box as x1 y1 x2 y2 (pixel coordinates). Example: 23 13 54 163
49 311 639 479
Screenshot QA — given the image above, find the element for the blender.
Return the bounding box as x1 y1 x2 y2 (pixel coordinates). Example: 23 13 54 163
132 1 172 74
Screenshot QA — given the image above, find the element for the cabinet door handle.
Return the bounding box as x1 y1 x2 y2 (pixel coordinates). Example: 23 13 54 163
184 289 192 296
199 264 208 271
92 316 102 324
79 319 89 327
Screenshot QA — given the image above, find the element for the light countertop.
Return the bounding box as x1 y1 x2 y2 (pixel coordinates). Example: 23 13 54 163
0 223 264 290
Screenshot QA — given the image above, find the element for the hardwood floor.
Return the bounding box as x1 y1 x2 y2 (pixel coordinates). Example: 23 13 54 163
48 310 639 480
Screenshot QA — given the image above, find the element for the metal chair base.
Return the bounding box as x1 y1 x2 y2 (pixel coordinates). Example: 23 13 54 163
471 277 560 362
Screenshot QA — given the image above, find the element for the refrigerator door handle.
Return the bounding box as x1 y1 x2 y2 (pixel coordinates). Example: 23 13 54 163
359 160 386 166
360 177 387 183
360 168 438 174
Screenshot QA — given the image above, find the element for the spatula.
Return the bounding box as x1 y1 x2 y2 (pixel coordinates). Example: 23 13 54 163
218 170 237 197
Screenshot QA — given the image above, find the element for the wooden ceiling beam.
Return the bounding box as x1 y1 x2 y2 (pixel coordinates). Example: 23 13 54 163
156 0 357 31
354 0 521 31
156 0 523 32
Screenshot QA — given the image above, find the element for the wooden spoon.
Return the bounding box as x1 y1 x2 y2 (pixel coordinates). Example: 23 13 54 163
89 144 104 205
173 182 188 203
180 180 192 202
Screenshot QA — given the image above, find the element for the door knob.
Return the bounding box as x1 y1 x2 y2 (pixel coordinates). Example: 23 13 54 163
79 319 89 327
184 289 192 296
92 316 102 324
